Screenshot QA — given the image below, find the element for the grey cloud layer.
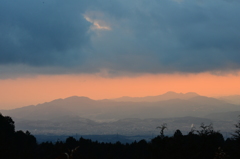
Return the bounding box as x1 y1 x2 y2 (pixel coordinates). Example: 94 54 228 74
1 0 240 76
0 0 90 66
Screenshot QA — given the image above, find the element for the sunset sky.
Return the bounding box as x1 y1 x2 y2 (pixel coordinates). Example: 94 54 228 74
1 0 240 109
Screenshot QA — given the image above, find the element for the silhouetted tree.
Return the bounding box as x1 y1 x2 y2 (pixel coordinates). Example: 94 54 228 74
156 123 167 138
174 129 183 138
0 113 37 159
66 137 78 149
0 113 15 136
196 123 215 136
232 116 240 142
0 113 15 158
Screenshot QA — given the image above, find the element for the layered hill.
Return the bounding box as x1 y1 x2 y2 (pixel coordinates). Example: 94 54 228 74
1 92 240 135
218 95 240 105
1 92 240 121
111 91 199 102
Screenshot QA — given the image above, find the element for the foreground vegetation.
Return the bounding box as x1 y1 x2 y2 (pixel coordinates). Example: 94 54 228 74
1 113 240 159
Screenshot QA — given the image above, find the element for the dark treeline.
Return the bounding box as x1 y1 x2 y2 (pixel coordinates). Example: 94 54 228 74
1 113 240 159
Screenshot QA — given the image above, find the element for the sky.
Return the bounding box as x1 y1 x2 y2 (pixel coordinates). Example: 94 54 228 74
0 0 240 109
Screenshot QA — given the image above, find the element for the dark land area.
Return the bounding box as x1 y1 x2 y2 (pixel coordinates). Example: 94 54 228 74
1 113 240 159
34 134 151 144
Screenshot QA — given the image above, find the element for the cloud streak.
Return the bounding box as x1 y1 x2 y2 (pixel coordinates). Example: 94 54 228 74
84 12 111 31
1 0 240 78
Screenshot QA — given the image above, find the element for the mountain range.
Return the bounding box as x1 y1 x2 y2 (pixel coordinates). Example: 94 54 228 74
111 91 199 102
1 92 240 136
217 95 240 105
1 92 239 121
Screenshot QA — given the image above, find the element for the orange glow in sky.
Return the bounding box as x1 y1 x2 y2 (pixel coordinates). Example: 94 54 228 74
0 72 240 109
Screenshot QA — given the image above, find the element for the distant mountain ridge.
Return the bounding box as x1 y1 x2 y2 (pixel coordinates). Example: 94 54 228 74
217 95 240 105
111 91 200 102
1 91 240 136
1 92 240 122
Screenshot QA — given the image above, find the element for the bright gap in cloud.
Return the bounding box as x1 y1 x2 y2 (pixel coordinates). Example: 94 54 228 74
84 13 111 31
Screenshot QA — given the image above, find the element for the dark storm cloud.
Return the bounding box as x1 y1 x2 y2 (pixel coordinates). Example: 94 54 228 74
1 0 240 77
89 0 240 74
0 0 91 66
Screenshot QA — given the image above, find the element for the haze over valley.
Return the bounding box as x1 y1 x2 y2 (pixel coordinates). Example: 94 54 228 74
2 92 240 139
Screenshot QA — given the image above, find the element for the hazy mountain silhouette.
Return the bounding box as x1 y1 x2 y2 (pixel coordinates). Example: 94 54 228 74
1 92 240 136
111 91 199 102
1 92 240 122
218 95 240 105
